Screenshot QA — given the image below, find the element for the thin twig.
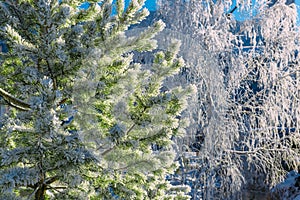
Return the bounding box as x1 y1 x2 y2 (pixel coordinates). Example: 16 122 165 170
227 147 288 155
101 147 114 156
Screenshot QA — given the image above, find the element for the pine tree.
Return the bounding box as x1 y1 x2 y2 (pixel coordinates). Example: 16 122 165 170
0 0 192 199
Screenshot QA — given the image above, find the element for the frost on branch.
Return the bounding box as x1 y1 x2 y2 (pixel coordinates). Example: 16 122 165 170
0 0 192 199
155 0 300 199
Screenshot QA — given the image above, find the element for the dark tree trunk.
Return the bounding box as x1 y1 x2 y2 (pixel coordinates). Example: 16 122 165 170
35 184 46 200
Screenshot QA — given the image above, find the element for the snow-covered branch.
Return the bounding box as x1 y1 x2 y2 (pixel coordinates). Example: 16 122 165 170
0 88 30 111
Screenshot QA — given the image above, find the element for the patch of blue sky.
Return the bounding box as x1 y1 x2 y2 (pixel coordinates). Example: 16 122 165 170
296 0 300 24
226 0 266 21
79 0 156 12
143 0 157 11
79 2 90 9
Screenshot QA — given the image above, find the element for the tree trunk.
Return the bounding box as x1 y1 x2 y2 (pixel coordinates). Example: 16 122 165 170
35 184 46 200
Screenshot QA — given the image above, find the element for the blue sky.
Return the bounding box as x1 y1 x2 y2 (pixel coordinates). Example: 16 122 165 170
296 0 300 24
142 0 156 11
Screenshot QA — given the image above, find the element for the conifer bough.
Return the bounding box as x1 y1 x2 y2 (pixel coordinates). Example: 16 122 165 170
0 87 30 111
0 0 192 199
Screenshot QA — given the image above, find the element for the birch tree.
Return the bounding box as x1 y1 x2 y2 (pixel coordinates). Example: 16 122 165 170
156 0 300 199
0 0 191 199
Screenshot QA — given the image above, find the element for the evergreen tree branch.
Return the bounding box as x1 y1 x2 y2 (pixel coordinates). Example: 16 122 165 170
125 123 136 135
101 147 114 156
116 160 152 171
3 0 33 42
10 125 36 133
46 186 67 190
27 186 39 200
0 87 30 111
45 176 58 185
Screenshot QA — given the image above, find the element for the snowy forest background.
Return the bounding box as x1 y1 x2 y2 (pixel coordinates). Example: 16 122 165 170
0 0 299 199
